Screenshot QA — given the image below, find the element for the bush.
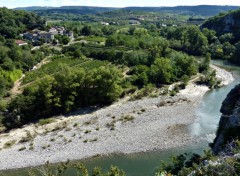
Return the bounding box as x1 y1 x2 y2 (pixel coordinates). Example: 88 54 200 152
0 100 7 111
29 162 126 176
130 84 156 100
38 118 56 126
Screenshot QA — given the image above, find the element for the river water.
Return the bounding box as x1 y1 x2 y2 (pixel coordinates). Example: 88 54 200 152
1 60 240 176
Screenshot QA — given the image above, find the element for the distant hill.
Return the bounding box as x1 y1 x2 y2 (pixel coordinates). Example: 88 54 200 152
15 5 240 17
14 6 53 11
124 5 240 16
15 6 119 15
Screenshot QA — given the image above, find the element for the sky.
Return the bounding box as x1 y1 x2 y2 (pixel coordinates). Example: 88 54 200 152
1 0 240 8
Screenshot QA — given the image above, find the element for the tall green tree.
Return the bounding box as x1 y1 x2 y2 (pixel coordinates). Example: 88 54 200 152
149 57 173 84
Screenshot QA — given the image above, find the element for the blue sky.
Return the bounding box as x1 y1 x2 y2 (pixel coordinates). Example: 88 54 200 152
1 0 240 8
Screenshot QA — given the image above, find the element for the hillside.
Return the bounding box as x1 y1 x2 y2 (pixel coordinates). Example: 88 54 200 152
125 5 240 16
15 6 119 15
202 9 240 39
0 7 46 98
15 5 240 17
0 7 45 38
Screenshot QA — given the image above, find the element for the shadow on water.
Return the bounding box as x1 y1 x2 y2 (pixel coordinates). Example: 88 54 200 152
1 60 240 176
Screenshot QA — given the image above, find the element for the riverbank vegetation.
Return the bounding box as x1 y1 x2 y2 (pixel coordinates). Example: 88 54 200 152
26 143 240 176
28 162 126 176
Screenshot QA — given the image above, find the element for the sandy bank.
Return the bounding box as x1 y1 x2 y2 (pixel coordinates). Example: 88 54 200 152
0 65 234 171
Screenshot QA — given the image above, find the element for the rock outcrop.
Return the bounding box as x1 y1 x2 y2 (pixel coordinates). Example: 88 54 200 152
202 9 240 36
212 84 240 154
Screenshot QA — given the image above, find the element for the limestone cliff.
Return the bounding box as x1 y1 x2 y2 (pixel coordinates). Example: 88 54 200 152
202 9 240 37
212 84 240 154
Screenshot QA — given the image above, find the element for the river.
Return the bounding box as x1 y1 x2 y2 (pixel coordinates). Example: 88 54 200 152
1 60 240 176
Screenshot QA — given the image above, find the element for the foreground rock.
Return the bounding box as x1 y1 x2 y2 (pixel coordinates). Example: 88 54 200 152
212 84 240 154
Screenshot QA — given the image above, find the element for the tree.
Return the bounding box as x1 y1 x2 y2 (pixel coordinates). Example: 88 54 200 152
81 25 92 36
199 53 211 73
101 26 116 36
0 75 7 97
222 42 235 60
128 26 136 35
133 72 148 88
170 52 197 79
87 66 123 104
149 57 173 84
230 42 240 65
0 46 9 64
219 33 234 43
53 65 79 113
186 26 208 55
73 49 83 58
62 36 70 45
133 28 148 37
202 28 217 43
124 51 149 66
55 35 70 45
106 35 117 46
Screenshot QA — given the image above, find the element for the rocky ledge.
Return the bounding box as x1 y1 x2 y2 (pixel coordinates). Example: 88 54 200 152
212 84 240 154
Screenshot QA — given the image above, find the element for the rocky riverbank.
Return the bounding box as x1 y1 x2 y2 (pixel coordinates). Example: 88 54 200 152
0 65 234 171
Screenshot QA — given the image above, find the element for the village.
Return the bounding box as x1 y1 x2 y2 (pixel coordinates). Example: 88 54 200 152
15 26 74 46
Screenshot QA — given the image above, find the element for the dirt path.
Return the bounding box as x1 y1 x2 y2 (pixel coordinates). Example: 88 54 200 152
10 74 25 97
5 57 52 100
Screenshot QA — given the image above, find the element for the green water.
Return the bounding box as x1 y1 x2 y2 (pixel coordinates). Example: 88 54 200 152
0 144 207 176
1 60 240 176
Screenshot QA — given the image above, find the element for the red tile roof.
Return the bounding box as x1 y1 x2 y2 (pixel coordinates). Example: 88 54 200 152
15 40 27 45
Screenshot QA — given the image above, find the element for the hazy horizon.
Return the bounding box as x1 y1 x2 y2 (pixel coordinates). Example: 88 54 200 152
1 0 240 9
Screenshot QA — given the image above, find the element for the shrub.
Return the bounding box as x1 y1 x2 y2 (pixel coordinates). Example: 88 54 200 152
29 162 126 176
18 146 26 151
130 84 156 100
0 100 7 111
38 118 56 126
4 140 16 148
120 115 135 123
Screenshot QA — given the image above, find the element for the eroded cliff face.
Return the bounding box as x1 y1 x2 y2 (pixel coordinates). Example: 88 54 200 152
202 11 240 36
212 84 240 154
